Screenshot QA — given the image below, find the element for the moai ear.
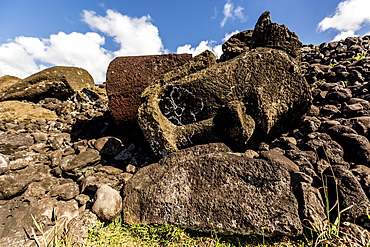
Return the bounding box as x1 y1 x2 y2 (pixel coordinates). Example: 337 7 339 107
214 100 255 150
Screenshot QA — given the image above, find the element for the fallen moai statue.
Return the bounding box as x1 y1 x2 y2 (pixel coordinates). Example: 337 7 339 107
138 11 312 157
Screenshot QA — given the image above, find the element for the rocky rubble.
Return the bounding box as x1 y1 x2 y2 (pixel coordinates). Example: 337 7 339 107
1 10 370 246
0 68 155 246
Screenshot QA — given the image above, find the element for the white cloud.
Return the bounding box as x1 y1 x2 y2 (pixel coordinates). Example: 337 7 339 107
0 41 40 78
0 32 112 83
318 0 370 41
222 30 240 42
82 9 165 56
177 41 222 58
176 31 240 58
0 8 241 84
0 9 165 83
332 30 357 41
220 0 246 28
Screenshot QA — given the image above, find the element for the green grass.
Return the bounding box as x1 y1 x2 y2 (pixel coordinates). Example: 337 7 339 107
353 51 367 60
86 216 305 247
30 210 370 247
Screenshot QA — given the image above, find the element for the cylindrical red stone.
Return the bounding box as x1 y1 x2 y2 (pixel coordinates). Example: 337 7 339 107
106 54 192 124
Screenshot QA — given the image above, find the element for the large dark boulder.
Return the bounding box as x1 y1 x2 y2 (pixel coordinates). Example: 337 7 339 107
324 165 370 229
123 143 303 237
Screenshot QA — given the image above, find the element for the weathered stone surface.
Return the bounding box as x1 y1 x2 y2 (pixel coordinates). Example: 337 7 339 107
137 12 311 156
0 196 58 246
251 11 302 58
0 100 58 123
47 133 71 150
221 11 301 61
0 164 51 199
291 172 327 231
324 165 370 228
0 75 20 97
0 154 9 175
54 200 79 221
67 210 98 246
259 149 299 173
352 165 370 199
60 148 100 176
335 133 370 164
123 143 302 237
298 132 347 167
50 182 79 200
221 30 253 61
80 171 130 193
0 133 34 155
92 185 122 222
106 53 192 124
1 66 94 102
94 136 123 157
139 46 311 156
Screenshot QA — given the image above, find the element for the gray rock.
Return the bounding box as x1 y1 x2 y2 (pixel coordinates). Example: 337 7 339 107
352 165 370 198
32 132 48 143
299 132 347 167
291 172 327 231
50 182 79 200
324 165 370 229
0 154 9 175
260 150 299 173
0 134 34 155
0 164 51 200
60 148 100 176
54 200 79 222
92 185 122 222
9 158 32 170
23 182 47 198
94 136 122 156
0 196 58 246
80 167 131 194
67 210 98 246
123 143 302 237
47 133 71 150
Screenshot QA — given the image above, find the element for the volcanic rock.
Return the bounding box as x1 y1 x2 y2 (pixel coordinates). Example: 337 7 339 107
1 66 94 102
106 53 192 125
0 75 20 97
251 11 302 59
221 30 253 61
123 143 303 237
324 165 370 228
92 185 122 222
139 21 311 156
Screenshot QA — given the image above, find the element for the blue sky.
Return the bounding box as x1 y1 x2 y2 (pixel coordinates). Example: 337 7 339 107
0 0 369 83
